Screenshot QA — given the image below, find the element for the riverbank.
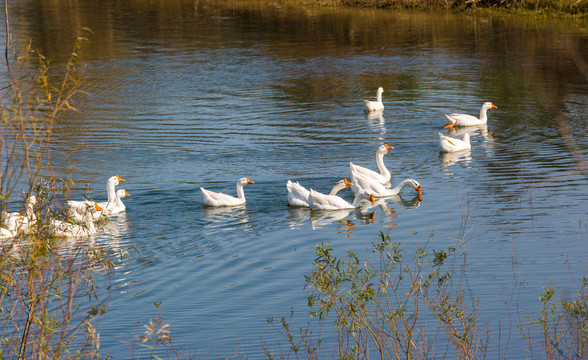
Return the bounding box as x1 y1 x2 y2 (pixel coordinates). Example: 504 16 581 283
298 0 587 14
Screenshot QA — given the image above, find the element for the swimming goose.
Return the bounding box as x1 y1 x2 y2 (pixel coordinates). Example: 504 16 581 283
308 187 375 211
99 189 130 215
2 195 37 235
351 172 422 198
364 87 384 112
349 144 394 186
287 179 352 207
69 202 106 224
51 204 102 239
438 132 471 153
68 175 125 215
444 102 497 128
201 177 254 207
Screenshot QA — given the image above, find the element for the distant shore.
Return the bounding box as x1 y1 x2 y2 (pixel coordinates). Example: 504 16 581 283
298 0 587 15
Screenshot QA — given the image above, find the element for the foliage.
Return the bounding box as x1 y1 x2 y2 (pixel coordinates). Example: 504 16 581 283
519 279 588 359
0 10 113 358
266 232 485 359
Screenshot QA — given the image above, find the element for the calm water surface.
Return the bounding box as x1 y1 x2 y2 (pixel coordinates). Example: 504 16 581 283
5 0 588 357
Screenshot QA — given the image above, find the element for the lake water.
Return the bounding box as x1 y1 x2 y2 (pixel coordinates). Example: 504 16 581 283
4 0 588 357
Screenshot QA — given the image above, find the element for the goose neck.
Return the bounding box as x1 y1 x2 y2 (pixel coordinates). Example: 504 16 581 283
479 106 488 122
375 152 391 179
106 181 117 202
236 183 246 200
329 182 346 196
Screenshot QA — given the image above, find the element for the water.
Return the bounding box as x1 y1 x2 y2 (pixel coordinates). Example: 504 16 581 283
3 0 588 357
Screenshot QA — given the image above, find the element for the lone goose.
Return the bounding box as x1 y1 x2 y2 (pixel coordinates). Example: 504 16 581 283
364 87 385 112
444 102 497 128
438 132 471 153
201 178 254 206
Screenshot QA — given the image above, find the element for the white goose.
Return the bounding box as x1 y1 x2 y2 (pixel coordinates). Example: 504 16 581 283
69 202 106 224
444 102 497 128
0 227 14 240
349 144 394 186
51 204 102 239
68 175 125 216
286 179 352 207
364 87 385 112
308 187 375 211
2 195 37 235
351 172 422 198
438 132 471 153
201 177 254 207
100 189 130 215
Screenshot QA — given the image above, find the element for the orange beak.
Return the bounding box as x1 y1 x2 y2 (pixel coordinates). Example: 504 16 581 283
384 144 394 151
491 103 498 109
124 190 131 197
443 122 457 129
416 185 422 195
116 175 125 182
94 203 103 211
344 178 353 187
369 194 375 205
246 178 254 184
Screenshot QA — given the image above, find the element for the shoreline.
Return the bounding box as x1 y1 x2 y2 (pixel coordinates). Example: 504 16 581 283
296 0 588 15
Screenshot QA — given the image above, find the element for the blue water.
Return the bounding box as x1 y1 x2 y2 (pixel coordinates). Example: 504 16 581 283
4 1 588 358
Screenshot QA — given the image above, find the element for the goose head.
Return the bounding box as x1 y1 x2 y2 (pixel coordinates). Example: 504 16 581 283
408 180 422 195
483 102 497 110
239 178 254 186
378 144 394 153
108 175 125 186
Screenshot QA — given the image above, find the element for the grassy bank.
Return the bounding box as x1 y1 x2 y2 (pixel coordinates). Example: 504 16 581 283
298 0 588 14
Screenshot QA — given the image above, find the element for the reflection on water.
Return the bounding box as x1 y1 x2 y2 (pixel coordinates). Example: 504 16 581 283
365 109 386 135
309 209 354 230
3 0 588 358
447 123 491 140
439 149 473 167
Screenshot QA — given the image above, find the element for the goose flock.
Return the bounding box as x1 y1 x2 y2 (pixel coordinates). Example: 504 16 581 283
0 175 130 241
200 89 496 210
1 88 496 240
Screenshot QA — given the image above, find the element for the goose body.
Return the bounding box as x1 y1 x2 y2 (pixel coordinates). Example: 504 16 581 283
444 102 497 128
351 172 422 198
69 202 105 224
201 177 254 207
439 132 471 153
0 227 14 240
363 87 384 111
99 189 130 215
1 196 37 235
51 203 102 239
51 218 98 239
286 179 352 207
308 187 375 211
364 87 384 112
349 144 394 185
